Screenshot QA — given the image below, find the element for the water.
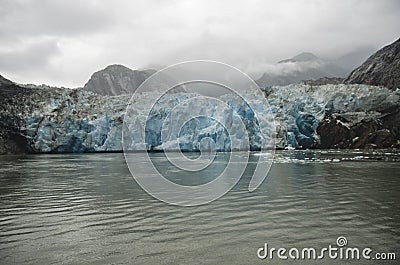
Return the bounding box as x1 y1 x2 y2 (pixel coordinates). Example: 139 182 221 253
0 150 399 264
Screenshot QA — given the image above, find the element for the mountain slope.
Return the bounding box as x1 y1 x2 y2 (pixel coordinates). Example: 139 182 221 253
83 64 152 96
344 38 400 90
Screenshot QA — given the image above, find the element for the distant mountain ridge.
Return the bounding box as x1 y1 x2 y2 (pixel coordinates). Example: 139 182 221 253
256 52 348 87
278 52 319 63
344 38 400 90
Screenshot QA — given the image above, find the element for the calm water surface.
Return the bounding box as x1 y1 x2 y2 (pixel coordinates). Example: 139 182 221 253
0 150 399 264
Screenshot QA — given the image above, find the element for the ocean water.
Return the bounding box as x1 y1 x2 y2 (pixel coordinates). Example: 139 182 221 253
0 150 399 264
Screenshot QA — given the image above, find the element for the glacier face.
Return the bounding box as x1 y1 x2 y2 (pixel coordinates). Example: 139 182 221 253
1 82 399 154
18 89 127 153
264 84 400 148
122 91 275 152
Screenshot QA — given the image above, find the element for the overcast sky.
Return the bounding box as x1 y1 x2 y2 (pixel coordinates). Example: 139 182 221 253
0 0 399 87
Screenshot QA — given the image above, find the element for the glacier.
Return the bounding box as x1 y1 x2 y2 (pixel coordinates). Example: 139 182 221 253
1 83 399 154
123 92 275 152
264 84 399 148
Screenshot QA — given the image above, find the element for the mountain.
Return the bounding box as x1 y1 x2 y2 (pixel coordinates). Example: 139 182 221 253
344 38 400 90
83 64 153 96
83 64 186 96
278 52 319 63
256 52 348 87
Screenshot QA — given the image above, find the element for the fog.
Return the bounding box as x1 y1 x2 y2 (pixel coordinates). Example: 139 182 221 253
0 0 399 87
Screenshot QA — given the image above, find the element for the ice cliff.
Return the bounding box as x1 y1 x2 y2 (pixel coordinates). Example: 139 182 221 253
1 75 399 154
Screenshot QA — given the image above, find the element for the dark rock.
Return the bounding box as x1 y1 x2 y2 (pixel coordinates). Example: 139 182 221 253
316 116 352 149
0 76 34 154
317 106 400 149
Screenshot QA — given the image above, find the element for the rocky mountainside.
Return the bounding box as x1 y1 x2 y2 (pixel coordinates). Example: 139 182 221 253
344 38 400 90
256 52 348 87
83 64 153 96
83 64 186 95
0 75 35 154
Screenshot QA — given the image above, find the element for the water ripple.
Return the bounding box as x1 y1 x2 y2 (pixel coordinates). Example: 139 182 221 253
0 151 399 264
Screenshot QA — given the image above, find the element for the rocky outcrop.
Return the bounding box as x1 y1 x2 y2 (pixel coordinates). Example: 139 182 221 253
0 76 35 154
317 106 400 149
83 64 153 96
344 38 400 90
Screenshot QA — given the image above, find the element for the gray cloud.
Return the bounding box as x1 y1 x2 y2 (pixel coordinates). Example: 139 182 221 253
0 0 399 87
0 0 114 41
0 38 59 70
